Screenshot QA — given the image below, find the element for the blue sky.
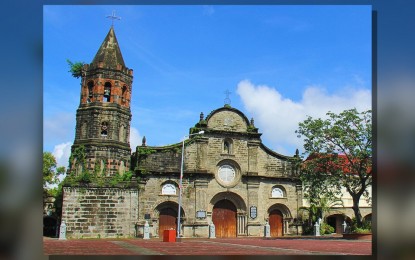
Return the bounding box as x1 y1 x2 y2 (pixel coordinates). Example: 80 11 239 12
43 5 372 168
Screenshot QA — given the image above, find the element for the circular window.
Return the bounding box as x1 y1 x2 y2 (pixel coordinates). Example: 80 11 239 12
218 165 235 184
216 163 241 188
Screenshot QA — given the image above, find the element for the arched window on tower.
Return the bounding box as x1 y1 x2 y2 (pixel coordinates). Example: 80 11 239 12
121 85 127 104
104 82 111 102
101 122 109 137
87 81 94 103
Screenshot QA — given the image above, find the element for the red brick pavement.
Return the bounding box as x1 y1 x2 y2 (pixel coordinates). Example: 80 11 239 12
202 238 372 255
43 237 372 255
43 239 137 255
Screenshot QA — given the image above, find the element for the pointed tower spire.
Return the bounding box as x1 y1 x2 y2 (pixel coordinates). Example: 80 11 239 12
92 27 126 69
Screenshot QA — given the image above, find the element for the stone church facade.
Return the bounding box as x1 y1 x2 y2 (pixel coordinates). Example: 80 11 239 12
133 107 302 238
60 26 370 239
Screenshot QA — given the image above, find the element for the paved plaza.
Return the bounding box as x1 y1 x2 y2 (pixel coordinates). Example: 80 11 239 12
43 237 372 255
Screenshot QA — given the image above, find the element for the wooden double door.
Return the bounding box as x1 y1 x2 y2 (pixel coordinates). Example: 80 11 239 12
159 207 177 236
269 209 283 237
212 200 237 238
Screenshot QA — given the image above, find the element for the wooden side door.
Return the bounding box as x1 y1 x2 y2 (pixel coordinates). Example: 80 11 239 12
159 208 177 236
212 200 237 238
269 209 283 237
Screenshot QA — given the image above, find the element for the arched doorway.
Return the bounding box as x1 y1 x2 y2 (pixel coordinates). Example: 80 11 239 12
268 203 292 237
158 207 177 236
212 199 237 238
326 214 351 234
326 215 338 233
269 209 283 237
156 201 185 238
43 216 58 237
364 213 372 223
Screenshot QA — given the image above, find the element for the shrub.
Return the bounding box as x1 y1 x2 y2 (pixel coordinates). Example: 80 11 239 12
350 217 372 233
302 225 314 235
320 222 335 235
354 227 371 234
78 171 91 183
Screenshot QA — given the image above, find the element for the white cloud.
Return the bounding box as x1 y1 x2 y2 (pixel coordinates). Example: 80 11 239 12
52 142 72 168
237 80 371 154
129 127 142 150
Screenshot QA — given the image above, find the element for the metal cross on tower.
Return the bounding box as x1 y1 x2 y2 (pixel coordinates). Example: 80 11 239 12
224 89 232 106
106 10 121 26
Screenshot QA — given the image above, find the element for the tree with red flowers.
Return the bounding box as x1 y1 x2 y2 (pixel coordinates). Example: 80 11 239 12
296 108 372 227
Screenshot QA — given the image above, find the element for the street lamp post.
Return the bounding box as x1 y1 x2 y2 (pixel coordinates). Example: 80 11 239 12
176 130 204 241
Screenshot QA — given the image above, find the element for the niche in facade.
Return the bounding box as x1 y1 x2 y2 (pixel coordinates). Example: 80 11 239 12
223 138 233 154
101 121 109 137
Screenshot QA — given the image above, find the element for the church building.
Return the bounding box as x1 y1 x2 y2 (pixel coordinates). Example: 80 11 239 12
133 107 302 238
60 25 370 239
61 25 302 239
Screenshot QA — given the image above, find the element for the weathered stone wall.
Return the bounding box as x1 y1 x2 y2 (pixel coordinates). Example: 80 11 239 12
75 104 131 142
207 110 248 132
137 149 182 173
62 187 138 238
134 107 303 238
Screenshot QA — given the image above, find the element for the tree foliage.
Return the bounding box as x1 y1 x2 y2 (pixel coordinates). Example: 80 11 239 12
66 59 85 78
296 108 372 227
299 194 344 227
43 152 65 189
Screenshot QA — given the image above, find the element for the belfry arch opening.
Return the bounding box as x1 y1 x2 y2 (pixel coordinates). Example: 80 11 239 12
87 81 94 102
121 85 127 104
104 82 111 102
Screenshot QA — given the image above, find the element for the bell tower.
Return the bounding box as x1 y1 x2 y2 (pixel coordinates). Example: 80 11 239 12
70 26 133 177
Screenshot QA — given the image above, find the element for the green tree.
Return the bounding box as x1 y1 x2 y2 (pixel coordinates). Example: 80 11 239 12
43 152 65 189
299 194 344 228
296 108 372 227
66 59 85 78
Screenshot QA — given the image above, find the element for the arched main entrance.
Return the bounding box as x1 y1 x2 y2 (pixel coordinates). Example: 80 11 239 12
269 209 283 237
212 199 237 238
